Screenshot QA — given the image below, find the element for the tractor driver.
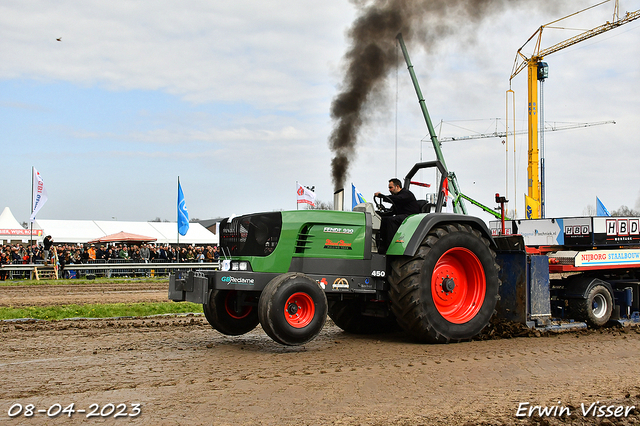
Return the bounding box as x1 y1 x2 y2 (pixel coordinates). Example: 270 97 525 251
374 178 421 254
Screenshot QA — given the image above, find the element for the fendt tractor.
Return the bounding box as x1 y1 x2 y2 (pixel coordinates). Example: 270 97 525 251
170 160 504 346
169 34 640 345
168 159 640 346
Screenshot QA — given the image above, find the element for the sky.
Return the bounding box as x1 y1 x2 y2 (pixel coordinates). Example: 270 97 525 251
1 0 639 225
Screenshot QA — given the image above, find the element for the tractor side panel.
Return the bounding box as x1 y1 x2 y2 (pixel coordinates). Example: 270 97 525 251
289 255 387 293
288 210 369 261
225 210 370 274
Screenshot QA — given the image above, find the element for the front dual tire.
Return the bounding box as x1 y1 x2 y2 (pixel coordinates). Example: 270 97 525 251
203 273 328 346
258 272 328 346
202 289 259 336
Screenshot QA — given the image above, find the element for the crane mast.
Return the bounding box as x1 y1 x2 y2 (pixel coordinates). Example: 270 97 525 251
509 0 640 219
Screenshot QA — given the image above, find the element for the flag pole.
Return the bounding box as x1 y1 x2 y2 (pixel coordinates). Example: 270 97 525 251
177 176 180 264
30 166 34 264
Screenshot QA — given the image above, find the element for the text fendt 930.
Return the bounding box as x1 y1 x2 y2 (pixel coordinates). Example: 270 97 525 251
169 161 506 346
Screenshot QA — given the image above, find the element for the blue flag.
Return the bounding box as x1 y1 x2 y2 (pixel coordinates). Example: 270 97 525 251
178 180 190 236
352 183 367 210
596 197 610 217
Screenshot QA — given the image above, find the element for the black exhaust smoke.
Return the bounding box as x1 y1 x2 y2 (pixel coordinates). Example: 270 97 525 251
329 0 547 191
329 6 403 192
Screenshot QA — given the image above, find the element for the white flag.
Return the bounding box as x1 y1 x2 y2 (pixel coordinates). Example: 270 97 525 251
296 182 316 207
30 168 48 222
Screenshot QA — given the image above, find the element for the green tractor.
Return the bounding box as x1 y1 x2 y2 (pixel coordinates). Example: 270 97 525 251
169 160 501 346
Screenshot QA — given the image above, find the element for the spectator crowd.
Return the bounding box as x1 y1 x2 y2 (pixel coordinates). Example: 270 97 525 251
0 238 221 280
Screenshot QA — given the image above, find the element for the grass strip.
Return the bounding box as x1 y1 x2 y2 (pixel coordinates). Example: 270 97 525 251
0 301 202 321
0 277 169 287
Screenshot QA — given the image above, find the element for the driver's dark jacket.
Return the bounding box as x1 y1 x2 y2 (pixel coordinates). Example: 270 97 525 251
383 188 421 215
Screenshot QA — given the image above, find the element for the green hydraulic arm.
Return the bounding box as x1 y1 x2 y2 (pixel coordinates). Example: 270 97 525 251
457 193 505 220
396 33 467 214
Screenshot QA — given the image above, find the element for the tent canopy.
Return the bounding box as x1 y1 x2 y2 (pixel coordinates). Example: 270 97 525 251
0 207 23 229
0 207 43 242
32 219 218 245
88 231 157 244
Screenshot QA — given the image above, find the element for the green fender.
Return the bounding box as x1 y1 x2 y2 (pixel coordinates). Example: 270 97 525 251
385 213 496 256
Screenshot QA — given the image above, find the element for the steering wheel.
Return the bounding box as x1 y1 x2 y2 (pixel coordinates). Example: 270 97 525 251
374 194 395 215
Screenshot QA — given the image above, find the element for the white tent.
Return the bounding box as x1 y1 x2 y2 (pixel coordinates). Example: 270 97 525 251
0 207 43 243
33 219 217 245
0 207 22 229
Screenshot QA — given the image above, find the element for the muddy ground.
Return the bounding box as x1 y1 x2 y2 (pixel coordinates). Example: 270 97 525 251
1 281 640 425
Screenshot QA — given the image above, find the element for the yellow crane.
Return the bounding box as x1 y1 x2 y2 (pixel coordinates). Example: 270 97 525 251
509 0 640 219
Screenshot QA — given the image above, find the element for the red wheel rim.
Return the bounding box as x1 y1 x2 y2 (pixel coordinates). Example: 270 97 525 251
284 292 315 328
224 291 253 320
431 247 486 324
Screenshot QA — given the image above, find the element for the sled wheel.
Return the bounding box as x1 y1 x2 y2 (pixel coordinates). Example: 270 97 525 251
328 299 398 334
258 273 327 346
203 290 259 336
389 224 500 343
570 284 613 327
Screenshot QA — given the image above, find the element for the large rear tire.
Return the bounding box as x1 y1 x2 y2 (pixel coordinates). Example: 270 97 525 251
258 273 327 346
389 224 500 343
203 290 259 336
328 299 398 334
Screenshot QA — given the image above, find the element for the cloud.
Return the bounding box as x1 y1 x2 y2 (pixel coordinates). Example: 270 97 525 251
1 0 639 223
0 1 354 111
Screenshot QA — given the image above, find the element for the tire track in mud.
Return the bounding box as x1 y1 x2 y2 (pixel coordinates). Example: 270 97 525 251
0 282 169 307
2 301 640 424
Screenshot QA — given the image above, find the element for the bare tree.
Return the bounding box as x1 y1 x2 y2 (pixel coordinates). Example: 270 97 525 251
309 200 333 211
612 206 640 217
149 217 171 222
583 205 596 216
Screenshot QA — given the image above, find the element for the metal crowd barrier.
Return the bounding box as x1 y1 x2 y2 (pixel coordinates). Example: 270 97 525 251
0 261 221 279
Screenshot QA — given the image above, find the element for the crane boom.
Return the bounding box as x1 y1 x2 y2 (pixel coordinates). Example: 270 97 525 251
538 10 640 58
439 120 615 142
510 1 640 80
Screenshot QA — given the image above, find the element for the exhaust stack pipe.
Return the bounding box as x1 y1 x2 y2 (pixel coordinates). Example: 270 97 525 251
333 188 344 211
